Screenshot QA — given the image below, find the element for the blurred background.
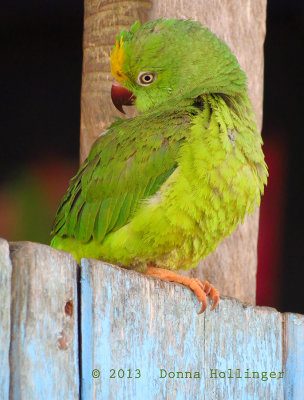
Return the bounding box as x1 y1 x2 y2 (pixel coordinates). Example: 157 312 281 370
1 1 303 313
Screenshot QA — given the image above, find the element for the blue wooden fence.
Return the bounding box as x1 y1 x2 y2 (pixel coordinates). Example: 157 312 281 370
0 239 303 399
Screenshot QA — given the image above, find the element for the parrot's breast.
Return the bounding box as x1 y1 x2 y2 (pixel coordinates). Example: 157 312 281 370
51 94 267 271
95 95 266 271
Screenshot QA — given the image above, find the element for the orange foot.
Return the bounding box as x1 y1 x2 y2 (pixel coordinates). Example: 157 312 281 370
143 266 219 314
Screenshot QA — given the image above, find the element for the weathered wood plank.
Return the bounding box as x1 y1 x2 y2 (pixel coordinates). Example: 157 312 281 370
204 301 283 399
9 242 79 400
0 239 12 400
80 0 152 162
80 259 94 398
81 259 284 400
284 313 304 399
1 244 303 398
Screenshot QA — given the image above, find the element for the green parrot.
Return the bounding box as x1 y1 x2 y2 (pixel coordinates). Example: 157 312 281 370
51 19 268 313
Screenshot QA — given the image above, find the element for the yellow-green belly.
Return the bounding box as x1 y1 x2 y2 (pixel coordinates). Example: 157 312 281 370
52 111 262 271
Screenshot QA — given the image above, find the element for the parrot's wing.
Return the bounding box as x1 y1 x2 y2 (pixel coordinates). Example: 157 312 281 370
52 109 192 243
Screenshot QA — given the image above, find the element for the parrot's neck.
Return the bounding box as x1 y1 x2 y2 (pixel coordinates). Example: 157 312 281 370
196 91 253 115
149 88 252 118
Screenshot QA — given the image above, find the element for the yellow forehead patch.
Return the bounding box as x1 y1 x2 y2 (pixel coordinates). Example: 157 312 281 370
110 37 127 82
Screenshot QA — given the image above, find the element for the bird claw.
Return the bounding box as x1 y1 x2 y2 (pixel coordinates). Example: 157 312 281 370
143 266 219 314
189 278 220 313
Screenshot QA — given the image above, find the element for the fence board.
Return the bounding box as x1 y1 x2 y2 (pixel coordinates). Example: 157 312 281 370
9 242 79 400
284 313 304 400
80 258 285 400
204 301 283 399
0 239 12 400
0 244 303 398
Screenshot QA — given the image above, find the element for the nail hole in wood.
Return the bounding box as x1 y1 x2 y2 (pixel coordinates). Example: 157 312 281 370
65 300 73 317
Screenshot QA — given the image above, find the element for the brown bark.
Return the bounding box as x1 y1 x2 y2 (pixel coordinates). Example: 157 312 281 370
80 0 152 162
80 0 267 304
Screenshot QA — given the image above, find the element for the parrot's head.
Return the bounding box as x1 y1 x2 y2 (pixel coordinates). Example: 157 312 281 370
110 19 247 113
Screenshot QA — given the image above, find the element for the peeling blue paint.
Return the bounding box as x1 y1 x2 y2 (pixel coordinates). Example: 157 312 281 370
1 242 303 399
81 259 94 399
4 243 80 399
80 260 289 399
0 239 12 400
284 313 304 400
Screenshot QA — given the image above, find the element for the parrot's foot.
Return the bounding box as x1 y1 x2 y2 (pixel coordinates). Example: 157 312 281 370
143 266 219 314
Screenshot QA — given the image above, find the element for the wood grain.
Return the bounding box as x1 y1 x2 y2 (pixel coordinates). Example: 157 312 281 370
284 313 304 399
80 0 152 162
0 245 303 398
0 239 12 400
80 0 267 305
81 258 284 400
8 242 79 400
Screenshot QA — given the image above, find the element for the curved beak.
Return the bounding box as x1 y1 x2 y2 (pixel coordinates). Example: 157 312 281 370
111 81 136 114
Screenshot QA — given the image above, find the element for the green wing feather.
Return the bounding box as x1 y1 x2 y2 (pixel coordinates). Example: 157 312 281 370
51 107 194 244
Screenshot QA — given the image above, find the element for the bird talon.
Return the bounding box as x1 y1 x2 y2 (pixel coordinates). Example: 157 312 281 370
210 295 220 311
198 300 207 314
209 286 220 311
201 280 212 295
143 267 220 314
189 278 219 313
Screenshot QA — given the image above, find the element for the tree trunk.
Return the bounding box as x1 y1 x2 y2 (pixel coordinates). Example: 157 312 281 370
80 0 152 162
80 0 267 304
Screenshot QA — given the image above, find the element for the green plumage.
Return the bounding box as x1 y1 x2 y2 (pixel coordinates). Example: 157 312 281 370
51 19 267 272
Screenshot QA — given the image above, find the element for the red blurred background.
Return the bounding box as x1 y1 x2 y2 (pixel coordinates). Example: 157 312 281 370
1 0 303 313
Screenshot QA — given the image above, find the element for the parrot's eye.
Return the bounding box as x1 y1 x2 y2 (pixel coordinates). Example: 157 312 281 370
137 72 156 86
